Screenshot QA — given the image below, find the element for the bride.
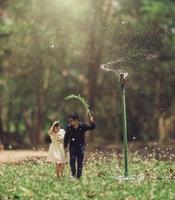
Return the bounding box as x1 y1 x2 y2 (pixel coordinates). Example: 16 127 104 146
47 121 66 178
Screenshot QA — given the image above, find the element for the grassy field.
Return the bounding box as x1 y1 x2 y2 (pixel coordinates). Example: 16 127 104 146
0 151 175 200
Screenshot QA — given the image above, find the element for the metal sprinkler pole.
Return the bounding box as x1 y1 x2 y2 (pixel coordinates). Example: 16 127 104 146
101 63 143 180
120 74 129 177
101 63 132 179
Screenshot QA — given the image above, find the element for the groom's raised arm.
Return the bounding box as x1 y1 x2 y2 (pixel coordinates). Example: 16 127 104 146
83 115 96 131
83 122 96 131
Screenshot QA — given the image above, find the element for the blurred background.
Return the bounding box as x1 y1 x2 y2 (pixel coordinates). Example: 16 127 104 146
0 0 175 149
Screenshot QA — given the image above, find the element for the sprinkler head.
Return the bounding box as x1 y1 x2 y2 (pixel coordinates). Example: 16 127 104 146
117 70 128 89
100 62 128 84
117 70 128 81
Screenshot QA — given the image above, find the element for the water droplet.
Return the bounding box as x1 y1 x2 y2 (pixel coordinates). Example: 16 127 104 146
160 107 164 111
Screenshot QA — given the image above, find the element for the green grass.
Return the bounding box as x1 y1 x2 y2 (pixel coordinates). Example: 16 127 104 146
0 152 175 200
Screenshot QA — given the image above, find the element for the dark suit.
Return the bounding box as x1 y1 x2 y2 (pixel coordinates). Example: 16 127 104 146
64 122 96 178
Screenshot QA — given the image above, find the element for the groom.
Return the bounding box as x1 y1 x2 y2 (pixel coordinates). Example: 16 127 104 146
64 112 96 179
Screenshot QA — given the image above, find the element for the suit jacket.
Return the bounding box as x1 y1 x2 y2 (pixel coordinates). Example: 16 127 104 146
64 122 96 149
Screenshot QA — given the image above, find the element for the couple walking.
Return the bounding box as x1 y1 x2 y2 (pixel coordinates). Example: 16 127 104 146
47 112 96 179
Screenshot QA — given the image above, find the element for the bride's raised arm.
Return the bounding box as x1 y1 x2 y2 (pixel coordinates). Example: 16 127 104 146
48 121 58 135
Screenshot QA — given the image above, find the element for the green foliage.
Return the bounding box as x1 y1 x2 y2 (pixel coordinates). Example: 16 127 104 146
65 94 90 113
0 153 175 199
0 0 175 145
142 0 175 24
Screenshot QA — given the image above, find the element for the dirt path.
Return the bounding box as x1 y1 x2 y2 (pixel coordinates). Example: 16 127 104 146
0 150 47 163
0 141 175 164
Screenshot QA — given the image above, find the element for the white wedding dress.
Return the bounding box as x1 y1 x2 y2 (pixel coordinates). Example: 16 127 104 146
47 129 66 163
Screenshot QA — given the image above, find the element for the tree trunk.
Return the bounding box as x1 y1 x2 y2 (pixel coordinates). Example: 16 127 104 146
34 92 44 144
87 0 112 142
0 96 5 146
0 94 10 148
6 100 12 133
158 113 166 143
23 108 35 144
153 66 164 141
153 78 161 139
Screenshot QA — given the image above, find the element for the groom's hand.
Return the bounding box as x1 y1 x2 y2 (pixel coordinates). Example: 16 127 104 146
90 116 94 123
88 111 94 123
